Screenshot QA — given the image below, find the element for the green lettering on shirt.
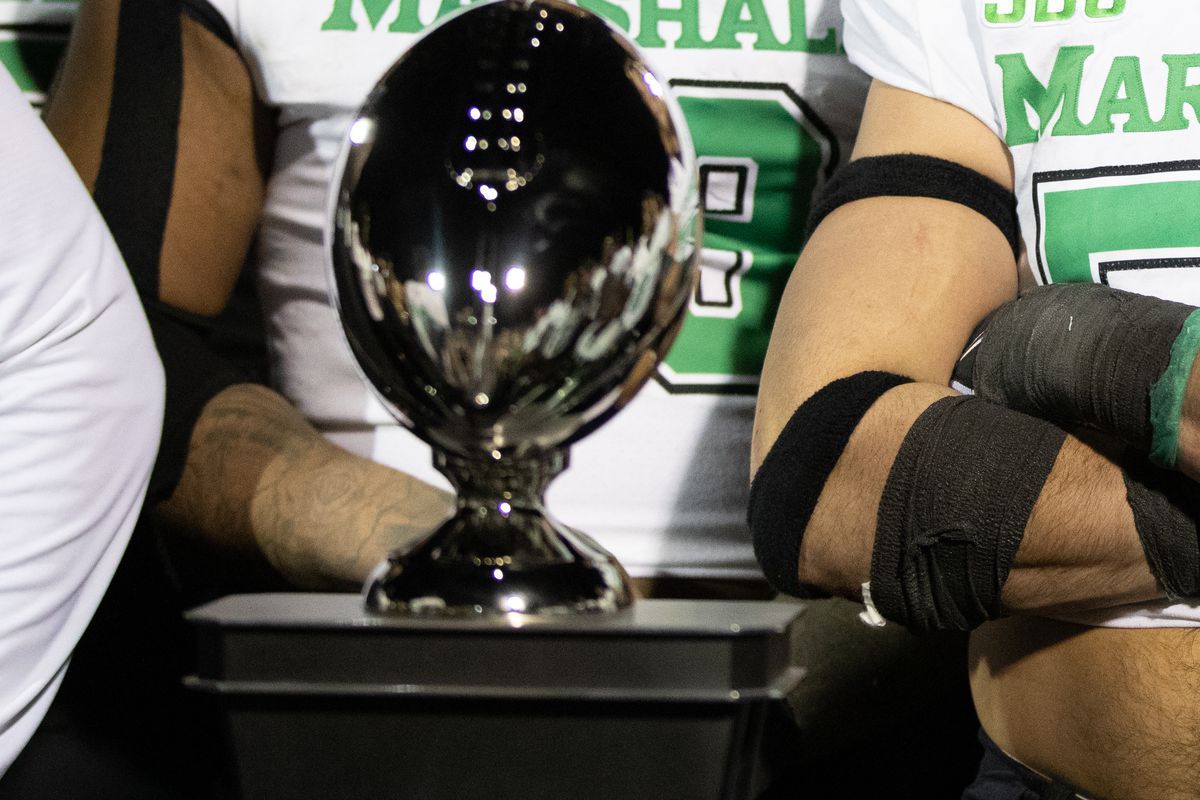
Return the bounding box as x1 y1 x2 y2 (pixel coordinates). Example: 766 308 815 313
636 0 707 48
703 0 786 50
1085 0 1125 19
984 0 1026 25
1160 54 1200 131
322 0 412 31
1089 56 1156 133
997 46 1102 145
1034 0 1074 23
984 0 1124 24
322 0 837 52
1001 48 1200 143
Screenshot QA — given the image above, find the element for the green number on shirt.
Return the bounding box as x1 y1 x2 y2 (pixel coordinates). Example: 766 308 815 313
1034 162 1200 305
658 81 836 393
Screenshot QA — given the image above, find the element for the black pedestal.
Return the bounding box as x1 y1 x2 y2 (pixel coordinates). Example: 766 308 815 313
186 594 804 800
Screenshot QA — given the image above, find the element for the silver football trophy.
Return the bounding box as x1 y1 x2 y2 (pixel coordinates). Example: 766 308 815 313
329 0 700 616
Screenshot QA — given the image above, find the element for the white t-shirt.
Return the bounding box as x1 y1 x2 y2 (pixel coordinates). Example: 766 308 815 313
842 0 1200 627
208 0 869 579
0 70 163 774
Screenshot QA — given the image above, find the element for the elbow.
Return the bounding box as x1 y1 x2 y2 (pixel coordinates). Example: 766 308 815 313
747 477 851 600
748 477 820 598
749 371 916 597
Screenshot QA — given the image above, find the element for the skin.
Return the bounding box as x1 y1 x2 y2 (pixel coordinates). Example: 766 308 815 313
46 1 453 590
754 81 1199 798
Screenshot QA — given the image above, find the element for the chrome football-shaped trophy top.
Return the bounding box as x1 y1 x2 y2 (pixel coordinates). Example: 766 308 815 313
330 0 700 615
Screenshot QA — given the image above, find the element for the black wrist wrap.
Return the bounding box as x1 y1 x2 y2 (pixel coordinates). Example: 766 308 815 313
749 372 912 598
871 396 1067 632
806 154 1021 259
972 283 1194 450
1123 454 1200 600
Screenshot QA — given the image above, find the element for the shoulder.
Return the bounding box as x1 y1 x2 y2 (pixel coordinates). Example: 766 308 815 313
843 0 1000 141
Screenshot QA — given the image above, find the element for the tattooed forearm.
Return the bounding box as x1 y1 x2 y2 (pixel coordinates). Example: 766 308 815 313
157 383 453 589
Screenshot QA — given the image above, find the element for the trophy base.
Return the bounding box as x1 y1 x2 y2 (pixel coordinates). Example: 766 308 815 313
185 593 805 800
363 510 633 616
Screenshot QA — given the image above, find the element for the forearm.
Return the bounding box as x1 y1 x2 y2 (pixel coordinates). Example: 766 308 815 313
794 382 1157 614
157 384 453 590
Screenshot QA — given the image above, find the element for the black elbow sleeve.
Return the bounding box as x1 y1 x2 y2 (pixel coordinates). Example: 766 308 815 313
748 372 913 597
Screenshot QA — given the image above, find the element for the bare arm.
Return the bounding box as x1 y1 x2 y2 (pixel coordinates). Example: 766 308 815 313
158 385 450 590
46 0 452 589
752 81 1157 615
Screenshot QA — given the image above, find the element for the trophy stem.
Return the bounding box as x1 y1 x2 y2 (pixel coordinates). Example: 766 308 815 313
363 446 633 615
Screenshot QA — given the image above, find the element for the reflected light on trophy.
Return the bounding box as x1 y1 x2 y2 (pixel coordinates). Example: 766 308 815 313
328 0 700 615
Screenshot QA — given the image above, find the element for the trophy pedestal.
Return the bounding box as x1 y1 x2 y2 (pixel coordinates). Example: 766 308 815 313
186 594 803 800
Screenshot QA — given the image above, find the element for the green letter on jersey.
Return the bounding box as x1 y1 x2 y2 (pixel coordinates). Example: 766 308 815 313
636 0 706 48
1089 56 1156 133
1034 0 1075 22
704 0 786 50
322 0 421 31
1037 168 1200 293
698 0 836 53
997 46 1102 146
985 0 1025 25
1159 54 1200 132
1085 0 1125 18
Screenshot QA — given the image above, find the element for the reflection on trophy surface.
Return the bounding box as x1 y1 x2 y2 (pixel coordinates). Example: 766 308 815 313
329 0 701 615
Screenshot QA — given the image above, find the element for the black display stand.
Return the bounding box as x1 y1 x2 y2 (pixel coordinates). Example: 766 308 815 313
186 594 804 800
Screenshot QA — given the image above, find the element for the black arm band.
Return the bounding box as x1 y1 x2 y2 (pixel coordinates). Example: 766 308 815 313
807 154 1021 259
92 0 183 298
93 0 239 296
748 372 913 598
871 396 1066 633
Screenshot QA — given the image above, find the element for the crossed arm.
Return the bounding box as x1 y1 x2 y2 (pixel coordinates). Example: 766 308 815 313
46 0 452 590
752 81 1164 616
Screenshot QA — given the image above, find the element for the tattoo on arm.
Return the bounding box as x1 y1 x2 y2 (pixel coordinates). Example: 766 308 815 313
158 384 453 590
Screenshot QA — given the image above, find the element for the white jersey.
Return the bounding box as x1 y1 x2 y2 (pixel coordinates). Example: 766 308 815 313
0 71 162 774
209 0 868 578
843 0 1200 627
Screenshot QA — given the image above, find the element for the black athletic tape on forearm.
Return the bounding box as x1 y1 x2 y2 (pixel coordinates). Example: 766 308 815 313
806 154 1020 259
92 0 183 299
971 283 1195 455
871 396 1067 633
749 372 913 598
1122 454 1200 600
